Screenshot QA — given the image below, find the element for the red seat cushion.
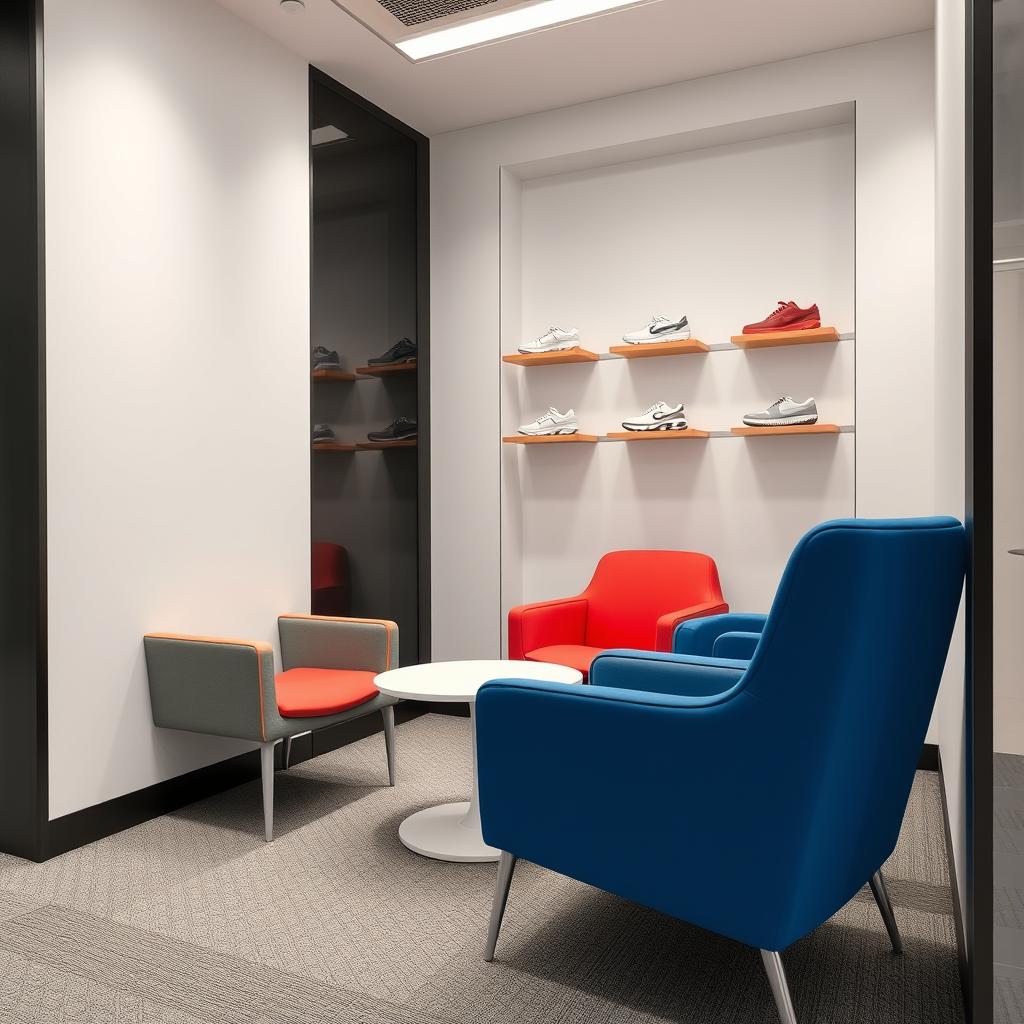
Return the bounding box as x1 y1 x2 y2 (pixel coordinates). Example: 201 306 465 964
525 644 604 679
275 668 379 718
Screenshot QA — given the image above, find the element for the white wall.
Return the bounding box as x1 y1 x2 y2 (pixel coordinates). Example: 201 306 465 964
45 0 311 819
432 32 937 662
506 123 855 614
933 0 969 922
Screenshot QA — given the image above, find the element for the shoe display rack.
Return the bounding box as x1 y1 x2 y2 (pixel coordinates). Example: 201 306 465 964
501 328 844 367
502 328 852 443
312 363 419 451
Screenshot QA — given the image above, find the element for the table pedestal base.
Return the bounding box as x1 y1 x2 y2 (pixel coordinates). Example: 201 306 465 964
398 801 500 863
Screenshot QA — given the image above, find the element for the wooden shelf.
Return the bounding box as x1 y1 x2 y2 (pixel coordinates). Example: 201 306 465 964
313 442 357 452
355 361 417 378
503 349 601 367
608 339 709 359
730 423 841 437
312 369 359 381
730 326 840 349
356 439 417 449
503 434 599 445
605 429 710 440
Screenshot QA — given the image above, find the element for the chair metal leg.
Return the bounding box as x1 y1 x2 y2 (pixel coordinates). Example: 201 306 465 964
483 851 518 962
260 741 276 842
283 735 293 771
869 870 903 954
760 949 798 1024
382 706 396 786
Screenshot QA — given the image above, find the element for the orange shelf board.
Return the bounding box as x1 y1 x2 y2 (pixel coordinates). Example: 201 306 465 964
356 439 417 449
312 369 359 381
730 424 841 437
355 361 417 377
605 429 710 440
608 339 709 358
313 442 358 452
502 349 600 367
730 327 840 349
503 434 599 445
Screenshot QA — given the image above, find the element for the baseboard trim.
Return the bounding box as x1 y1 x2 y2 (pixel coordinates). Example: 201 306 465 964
42 702 426 862
936 748 970 1016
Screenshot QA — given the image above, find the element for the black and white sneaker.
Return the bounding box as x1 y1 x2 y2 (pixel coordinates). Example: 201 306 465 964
313 423 336 444
622 314 691 344
312 346 343 371
621 402 688 431
368 338 417 366
367 417 418 442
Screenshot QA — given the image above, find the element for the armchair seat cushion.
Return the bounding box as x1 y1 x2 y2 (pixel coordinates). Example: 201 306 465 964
526 644 605 677
275 667 379 718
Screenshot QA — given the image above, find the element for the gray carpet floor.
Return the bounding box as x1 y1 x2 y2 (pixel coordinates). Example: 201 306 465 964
995 751 1024 1023
0 714 963 1024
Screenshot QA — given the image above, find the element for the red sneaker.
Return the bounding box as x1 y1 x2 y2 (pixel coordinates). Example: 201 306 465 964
742 300 821 334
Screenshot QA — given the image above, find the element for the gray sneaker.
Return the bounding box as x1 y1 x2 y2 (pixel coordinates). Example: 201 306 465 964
742 396 818 427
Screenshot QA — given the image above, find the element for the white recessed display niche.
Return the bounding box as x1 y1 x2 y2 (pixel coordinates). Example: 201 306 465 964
500 103 856 624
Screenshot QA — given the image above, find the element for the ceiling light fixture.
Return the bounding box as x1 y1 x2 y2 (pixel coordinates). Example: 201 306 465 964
396 0 648 61
280 0 306 11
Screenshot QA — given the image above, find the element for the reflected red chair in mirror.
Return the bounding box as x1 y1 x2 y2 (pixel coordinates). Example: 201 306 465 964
508 550 728 679
311 542 350 617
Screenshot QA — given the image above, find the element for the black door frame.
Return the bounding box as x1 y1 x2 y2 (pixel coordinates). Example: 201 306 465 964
0 0 47 863
308 66 431 665
966 0 994 1021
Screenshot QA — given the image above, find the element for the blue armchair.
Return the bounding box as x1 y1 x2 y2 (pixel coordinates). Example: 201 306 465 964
476 517 966 1024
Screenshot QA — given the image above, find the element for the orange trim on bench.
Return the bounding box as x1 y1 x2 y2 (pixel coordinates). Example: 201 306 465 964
144 633 271 741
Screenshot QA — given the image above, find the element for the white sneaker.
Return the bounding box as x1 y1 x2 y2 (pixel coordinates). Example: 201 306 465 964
742 397 818 427
622 314 691 344
621 401 688 431
518 326 581 354
518 407 579 436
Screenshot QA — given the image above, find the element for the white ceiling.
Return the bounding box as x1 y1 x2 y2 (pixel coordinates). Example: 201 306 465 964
216 0 934 135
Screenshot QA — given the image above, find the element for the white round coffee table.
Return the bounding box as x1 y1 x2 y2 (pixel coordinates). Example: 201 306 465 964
374 659 582 863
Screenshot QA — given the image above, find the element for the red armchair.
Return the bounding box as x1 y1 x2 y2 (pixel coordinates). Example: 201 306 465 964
508 550 728 678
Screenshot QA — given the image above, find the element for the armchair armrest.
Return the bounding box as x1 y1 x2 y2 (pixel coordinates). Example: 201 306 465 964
143 633 275 742
655 599 730 650
591 649 747 698
673 612 768 656
713 631 762 660
277 615 398 673
507 597 588 659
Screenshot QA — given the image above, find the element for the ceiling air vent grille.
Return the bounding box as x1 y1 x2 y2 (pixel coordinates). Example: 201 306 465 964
377 0 504 26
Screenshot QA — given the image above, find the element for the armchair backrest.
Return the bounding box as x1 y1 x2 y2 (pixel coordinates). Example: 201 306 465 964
741 517 965 936
583 550 724 650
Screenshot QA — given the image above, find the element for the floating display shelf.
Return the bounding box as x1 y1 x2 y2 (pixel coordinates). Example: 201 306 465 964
313 442 358 452
729 327 840 349
730 423 841 437
608 339 709 359
355 361 417 377
605 429 711 440
312 369 359 381
356 439 417 449
502 349 601 367
503 434 600 445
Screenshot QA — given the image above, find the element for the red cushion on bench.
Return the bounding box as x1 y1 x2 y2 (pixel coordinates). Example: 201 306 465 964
275 667 379 718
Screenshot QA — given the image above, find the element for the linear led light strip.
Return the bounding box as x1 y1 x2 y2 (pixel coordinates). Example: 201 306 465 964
397 0 654 60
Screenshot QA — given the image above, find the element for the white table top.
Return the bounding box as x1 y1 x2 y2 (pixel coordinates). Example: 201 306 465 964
374 659 582 702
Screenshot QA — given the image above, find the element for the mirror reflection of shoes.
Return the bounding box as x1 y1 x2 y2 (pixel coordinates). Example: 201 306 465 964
367 337 417 365
313 423 336 443
367 417 417 442
312 346 343 371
